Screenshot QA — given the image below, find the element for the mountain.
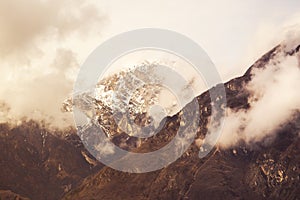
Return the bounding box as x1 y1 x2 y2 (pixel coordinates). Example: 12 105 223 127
62 44 300 200
0 121 102 200
0 43 299 200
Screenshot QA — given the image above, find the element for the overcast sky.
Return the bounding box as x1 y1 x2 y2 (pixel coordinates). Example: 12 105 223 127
91 0 300 81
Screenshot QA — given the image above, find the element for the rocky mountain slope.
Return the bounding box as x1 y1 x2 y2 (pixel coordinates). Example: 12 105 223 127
62 44 300 200
0 43 299 200
0 121 102 200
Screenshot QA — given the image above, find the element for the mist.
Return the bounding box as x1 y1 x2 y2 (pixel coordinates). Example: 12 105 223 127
0 0 105 129
219 37 300 148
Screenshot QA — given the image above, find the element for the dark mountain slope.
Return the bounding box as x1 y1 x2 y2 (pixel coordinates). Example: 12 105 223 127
0 121 102 200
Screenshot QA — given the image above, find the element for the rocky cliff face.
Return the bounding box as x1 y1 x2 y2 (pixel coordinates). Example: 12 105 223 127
0 43 299 200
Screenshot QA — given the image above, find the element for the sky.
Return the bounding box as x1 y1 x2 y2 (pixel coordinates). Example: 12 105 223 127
93 0 300 80
0 0 300 128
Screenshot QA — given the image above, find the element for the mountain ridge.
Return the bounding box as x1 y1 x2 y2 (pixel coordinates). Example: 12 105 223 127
0 42 299 200
62 43 300 200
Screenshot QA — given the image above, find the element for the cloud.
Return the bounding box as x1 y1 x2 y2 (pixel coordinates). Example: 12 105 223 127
0 0 104 58
0 0 106 129
246 14 300 71
0 49 78 127
219 46 300 148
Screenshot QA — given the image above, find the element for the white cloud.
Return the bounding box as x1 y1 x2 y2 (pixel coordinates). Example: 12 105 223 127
0 0 106 129
219 48 300 148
